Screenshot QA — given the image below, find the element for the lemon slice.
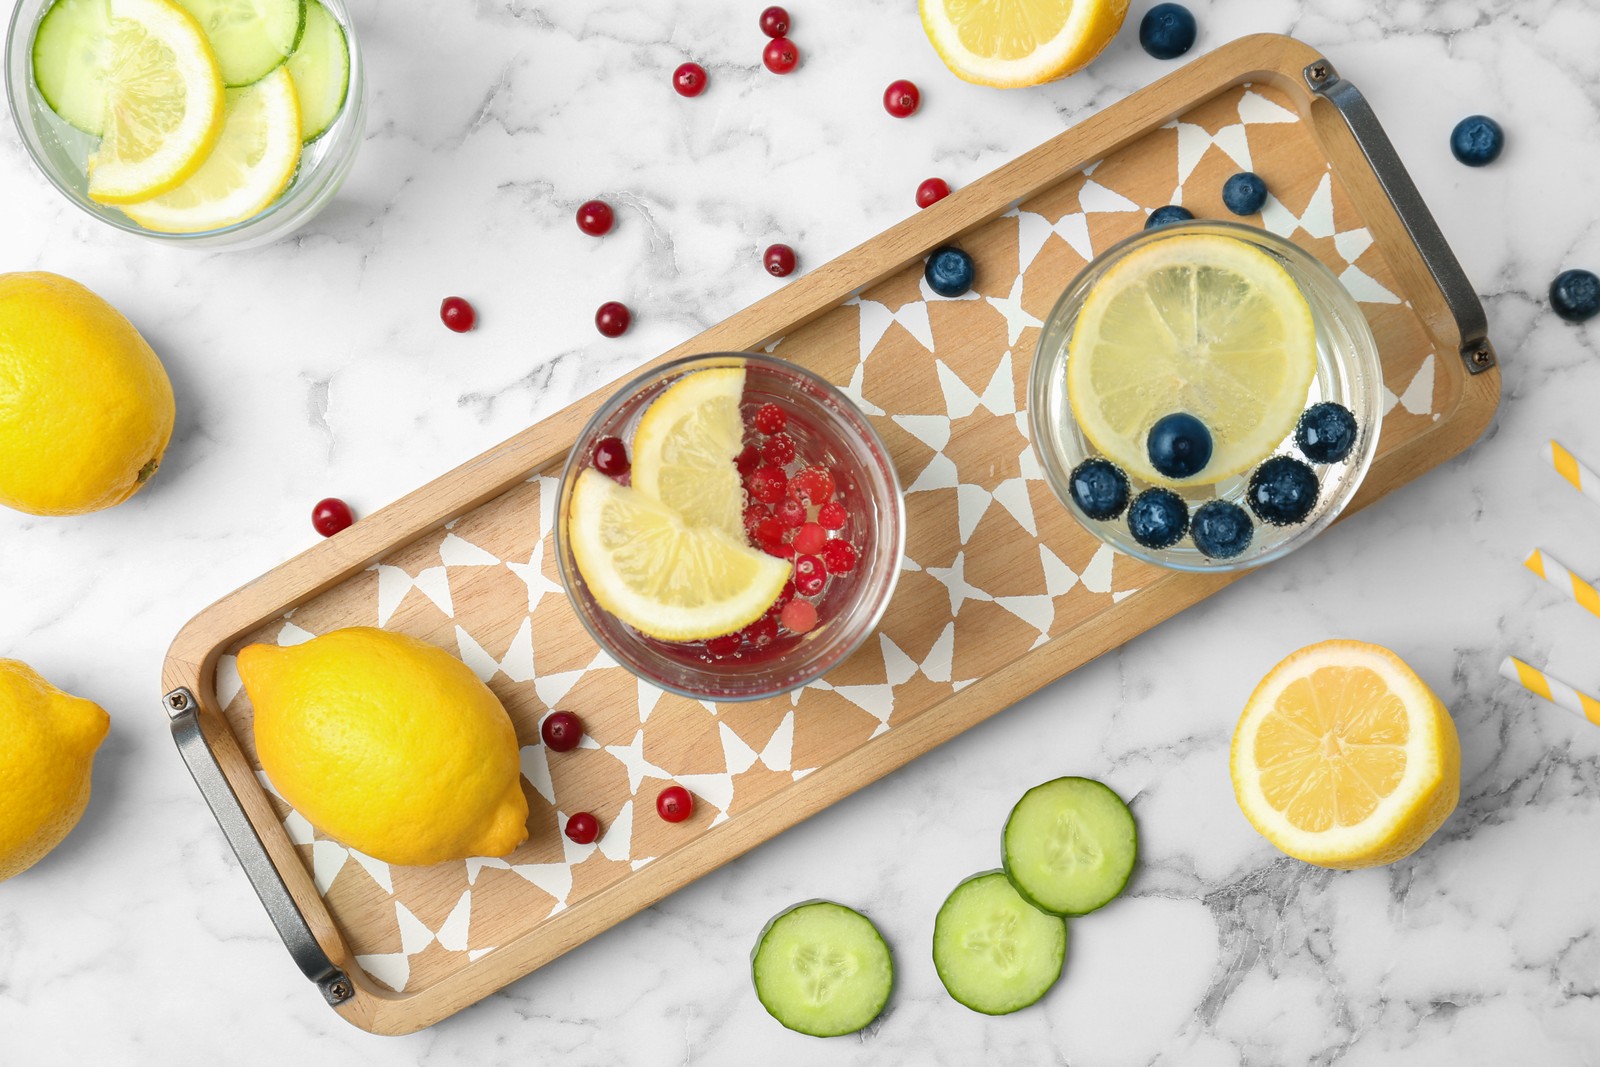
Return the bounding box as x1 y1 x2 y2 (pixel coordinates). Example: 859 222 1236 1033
1230 640 1460 869
87 0 225 205
122 66 300 233
919 0 1129 88
568 469 792 642
630 366 747 539
1067 233 1316 486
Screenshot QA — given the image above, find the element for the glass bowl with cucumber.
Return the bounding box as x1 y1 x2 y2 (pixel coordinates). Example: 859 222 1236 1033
6 0 365 247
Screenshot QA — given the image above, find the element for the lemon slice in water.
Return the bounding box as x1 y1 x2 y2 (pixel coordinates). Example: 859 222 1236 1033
630 366 747 539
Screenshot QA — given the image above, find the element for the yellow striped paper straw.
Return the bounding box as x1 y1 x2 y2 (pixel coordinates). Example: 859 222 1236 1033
1500 656 1600 727
1548 440 1600 509
1525 548 1600 621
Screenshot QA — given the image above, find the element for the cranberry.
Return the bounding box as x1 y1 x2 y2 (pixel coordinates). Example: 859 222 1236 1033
821 539 857 574
736 443 761 475
541 711 583 752
743 502 768 539
884 79 920 118
756 516 784 546
787 466 835 505
776 498 807 528
748 466 788 504
595 301 631 338
759 5 790 37
673 62 707 97
312 497 354 537
565 812 600 844
780 599 818 634
440 296 476 333
793 554 827 596
705 633 742 659
593 436 630 478
754 403 787 434
743 615 780 648
657 785 694 823
917 177 951 209
764 243 797 278
761 433 796 466
817 501 847 529
763 37 799 74
765 541 795 560
576 199 614 236
792 522 827 555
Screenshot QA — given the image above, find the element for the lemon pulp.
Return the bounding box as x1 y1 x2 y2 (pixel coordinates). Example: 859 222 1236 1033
629 367 747 539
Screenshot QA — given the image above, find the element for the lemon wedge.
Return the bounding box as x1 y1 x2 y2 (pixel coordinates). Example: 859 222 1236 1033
1067 233 1317 486
1230 640 1460 870
87 0 225 205
919 0 1129 88
568 469 792 642
122 65 300 233
630 366 747 539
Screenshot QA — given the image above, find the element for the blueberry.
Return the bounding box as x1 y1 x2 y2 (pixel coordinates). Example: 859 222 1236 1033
1295 402 1358 464
1450 115 1504 167
1145 205 1194 230
925 245 975 298
1068 459 1131 521
1147 412 1213 480
1247 456 1320 526
1139 3 1196 60
1127 488 1189 549
1191 500 1254 560
1550 268 1600 323
1222 172 1268 216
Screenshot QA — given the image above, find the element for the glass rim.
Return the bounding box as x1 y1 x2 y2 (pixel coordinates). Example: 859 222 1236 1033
554 350 907 703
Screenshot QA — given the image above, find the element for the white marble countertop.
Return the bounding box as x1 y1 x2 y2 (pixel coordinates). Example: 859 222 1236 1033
5 0 1600 1062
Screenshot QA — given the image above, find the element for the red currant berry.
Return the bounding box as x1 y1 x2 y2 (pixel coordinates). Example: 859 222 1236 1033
705 633 742 659
763 243 797 278
884 79 920 118
821 539 857 574
754 402 787 434
736 443 761 475
780 599 818 633
916 177 951 209
657 785 694 823
541 711 583 752
440 296 476 333
792 522 827 555
673 62 707 97
565 812 600 844
817 501 847 529
311 497 354 537
743 615 780 648
765 541 795 559
776 498 807 528
576 199 614 236
761 433 796 466
763 37 799 74
787 466 835 505
769 579 796 613
793 554 827 596
759 5 789 37
593 436 630 478
748 466 788 504
756 516 784 546
595 301 631 338
743 502 768 539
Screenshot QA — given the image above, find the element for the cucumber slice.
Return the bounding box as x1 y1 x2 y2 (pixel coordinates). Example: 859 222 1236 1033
31 0 115 135
284 1 347 143
932 871 1066 1016
1002 776 1137 916
173 0 304 86
751 901 893 1037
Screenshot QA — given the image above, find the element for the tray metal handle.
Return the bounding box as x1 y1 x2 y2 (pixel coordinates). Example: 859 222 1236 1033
165 687 353 1007
1303 58 1496 375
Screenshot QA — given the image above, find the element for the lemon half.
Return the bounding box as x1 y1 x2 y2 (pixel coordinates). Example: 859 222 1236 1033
629 366 747 539
919 0 1129 88
1230 640 1460 870
1067 233 1317 486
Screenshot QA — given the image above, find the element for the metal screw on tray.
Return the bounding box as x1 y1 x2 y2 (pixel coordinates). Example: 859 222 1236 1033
164 689 192 715
327 980 353 1003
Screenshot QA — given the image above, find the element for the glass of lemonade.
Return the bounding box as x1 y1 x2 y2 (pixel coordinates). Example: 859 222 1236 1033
1029 220 1383 572
556 353 906 702
5 0 366 248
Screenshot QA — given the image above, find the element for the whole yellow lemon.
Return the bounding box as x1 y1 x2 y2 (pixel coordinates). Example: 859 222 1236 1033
0 272 176 515
0 660 111 882
238 628 530 867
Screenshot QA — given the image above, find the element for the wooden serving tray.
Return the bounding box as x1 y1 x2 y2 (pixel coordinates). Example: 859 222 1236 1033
162 34 1498 1035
